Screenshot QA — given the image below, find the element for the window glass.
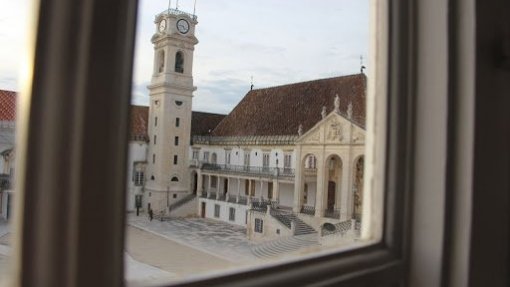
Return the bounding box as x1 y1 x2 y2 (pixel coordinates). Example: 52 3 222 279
122 0 370 285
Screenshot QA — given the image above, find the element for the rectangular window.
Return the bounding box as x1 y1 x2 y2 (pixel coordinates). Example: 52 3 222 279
152 154 155 164
254 218 263 233
244 180 249 195
268 182 273 199
244 151 250 168
192 150 199 160
263 153 270 171
203 151 209 163
154 116 157 126
284 154 292 168
153 135 156 144
214 204 220 218
134 171 144 186
225 151 231 165
173 155 178 165
174 136 179 146
229 207 235 221
176 117 180 127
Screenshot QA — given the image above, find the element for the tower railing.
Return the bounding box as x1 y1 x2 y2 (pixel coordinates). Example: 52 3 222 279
156 8 197 21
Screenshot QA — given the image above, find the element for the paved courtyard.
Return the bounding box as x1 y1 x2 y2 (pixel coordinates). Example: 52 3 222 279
128 214 260 263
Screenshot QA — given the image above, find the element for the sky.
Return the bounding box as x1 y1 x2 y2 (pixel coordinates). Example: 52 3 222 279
0 0 369 114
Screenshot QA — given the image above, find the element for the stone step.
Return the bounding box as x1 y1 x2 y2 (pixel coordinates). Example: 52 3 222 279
251 234 319 259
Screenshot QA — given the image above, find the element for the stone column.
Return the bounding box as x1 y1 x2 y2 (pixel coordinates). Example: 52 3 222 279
340 154 352 220
260 180 264 200
273 179 280 203
315 155 325 217
293 154 303 213
216 176 220 200
236 178 241 202
197 170 203 196
207 174 212 198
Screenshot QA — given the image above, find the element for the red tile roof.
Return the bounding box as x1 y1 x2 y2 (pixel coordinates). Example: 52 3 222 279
211 74 366 137
191 111 226 136
129 105 149 141
129 106 225 140
0 90 16 121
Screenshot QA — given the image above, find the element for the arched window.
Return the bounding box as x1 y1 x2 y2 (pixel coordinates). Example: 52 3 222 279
175 51 184 73
158 50 165 73
171 176 179 182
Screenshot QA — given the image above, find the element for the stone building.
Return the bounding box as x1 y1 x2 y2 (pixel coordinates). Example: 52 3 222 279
0 90 16 220
134 8 367 241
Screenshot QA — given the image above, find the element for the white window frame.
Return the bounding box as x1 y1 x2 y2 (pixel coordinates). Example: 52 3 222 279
192 149 199 160
11 0 510 286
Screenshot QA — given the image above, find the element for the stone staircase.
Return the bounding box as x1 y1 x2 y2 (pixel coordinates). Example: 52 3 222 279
168 193 196 213
270 209 317 235
251 234 319 259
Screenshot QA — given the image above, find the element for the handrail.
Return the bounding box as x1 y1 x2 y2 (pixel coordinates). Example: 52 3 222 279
202 163 295 178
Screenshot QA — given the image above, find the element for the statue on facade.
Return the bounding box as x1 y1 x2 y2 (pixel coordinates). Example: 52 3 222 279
321 106 327 119
298 124 303 136
347 101 353 119
334 94 340 112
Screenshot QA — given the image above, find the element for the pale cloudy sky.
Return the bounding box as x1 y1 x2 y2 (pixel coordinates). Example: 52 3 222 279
0 0 369 114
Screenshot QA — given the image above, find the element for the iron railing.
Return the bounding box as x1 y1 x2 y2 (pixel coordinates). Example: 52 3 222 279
0 174 11 190
202 163 294 178
156 8 197 21
300 205 316 216
324 208 341 219
238 196 247 205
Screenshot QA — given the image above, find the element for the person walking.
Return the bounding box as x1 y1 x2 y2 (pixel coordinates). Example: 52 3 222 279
148 208 153 221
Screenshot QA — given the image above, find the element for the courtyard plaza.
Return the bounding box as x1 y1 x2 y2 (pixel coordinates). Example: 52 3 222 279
0 214 353 285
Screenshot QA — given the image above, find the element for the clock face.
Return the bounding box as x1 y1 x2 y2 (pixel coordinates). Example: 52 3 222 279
158 19 167 32
176 19 190 34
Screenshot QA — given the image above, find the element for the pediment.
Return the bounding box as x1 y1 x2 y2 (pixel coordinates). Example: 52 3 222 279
297 112 365 145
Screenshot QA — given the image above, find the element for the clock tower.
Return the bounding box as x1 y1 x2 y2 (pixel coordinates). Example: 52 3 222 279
145 9 198 213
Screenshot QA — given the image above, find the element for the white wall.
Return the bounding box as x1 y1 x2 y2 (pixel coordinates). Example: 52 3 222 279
199 198 249 226
126 141 148 212
279 183 294 207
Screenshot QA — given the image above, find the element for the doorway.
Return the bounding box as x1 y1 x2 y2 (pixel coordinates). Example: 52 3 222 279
223 178 228 196
201 202 206 218
193 172 198 194
327 181 335 210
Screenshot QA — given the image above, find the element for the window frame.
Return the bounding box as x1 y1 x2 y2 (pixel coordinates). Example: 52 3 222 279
15 0 510 286
13 0 413 285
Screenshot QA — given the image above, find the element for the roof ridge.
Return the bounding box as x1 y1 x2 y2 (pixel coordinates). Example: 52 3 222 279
250 73 365 92
192 110 227 116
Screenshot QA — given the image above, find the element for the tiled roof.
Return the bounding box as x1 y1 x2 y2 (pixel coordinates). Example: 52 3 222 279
211 74 366 137
129 105 149 141
191 111 226 136
129 106 225 140
0 90 16 121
